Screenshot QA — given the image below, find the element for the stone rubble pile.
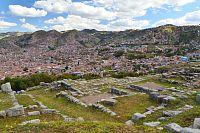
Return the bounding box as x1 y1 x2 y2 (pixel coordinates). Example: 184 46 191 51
128 84 177 104
164 117 200 133
161 105 193 119
56 91 87 107
130 104 165 123
89 103 117 116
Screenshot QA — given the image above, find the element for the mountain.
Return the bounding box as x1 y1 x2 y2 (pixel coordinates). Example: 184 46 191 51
0 25 200 50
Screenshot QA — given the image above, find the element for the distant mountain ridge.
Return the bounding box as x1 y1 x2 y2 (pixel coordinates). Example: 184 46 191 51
0 24 200 50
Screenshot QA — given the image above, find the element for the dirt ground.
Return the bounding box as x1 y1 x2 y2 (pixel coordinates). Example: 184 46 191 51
139 82 165 91
79 93 115 104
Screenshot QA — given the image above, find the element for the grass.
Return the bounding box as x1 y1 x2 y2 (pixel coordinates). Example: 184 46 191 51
16 95 36 107
137 94 198 126
0 114 63 132
27 88 120 122
8 121 159 133
0 93 13 110
103 94 159 122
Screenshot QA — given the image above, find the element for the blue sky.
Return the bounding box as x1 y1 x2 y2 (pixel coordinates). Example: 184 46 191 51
0 0 200 32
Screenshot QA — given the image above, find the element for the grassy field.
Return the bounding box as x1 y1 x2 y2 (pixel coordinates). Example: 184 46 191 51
9 121 159 133
16 95 36 107
27 88 120 122
0 93 13 110
0 75 199 133
103 94 159 122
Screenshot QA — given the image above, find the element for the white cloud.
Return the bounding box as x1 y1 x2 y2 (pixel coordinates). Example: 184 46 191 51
0 20 17 29
46 15 149 31
47 15 106 31
9 5 47 17
70 2 116 20
93 0 196 18
107 19 149 31
21 23 38 31
19 18 26 23
153 10 200 26
34 0 72 13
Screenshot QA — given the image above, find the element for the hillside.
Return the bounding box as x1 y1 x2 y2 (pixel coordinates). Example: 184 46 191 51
1 25 200 50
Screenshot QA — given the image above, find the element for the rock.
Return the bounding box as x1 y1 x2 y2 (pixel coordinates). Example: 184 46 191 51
42 109 57 114
110 88 128 95
163 110 182 117
193 118 200 129
181 128 200 133
164 123 182 133
157 127 164 130
20 119 40 125
101 98 117 106
143 121 160 127
1 82 12 93
76 117 84 121
21 90 25 93
196 94 200 103
163 96 176 103
90 104 117 116
132 113 146 121
6 105 24 117
180 105 193 111
28 111 40 116
28 105 38 109
143 110 154 115
0 111 6 118
125 120 134 126
146 106 155 111
157 117 168 121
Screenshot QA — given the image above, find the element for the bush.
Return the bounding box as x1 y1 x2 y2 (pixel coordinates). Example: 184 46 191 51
1 73 56 91
114 50 124 57
0 73 101 91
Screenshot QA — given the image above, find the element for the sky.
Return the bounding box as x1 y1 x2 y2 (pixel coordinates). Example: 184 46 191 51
0 0 200 32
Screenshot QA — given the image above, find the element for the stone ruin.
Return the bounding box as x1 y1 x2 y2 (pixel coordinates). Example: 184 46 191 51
110 88 128 96
0 82 25 117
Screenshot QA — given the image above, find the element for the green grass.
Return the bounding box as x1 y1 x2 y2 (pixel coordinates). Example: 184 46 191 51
8 121 159 133
103 94 159 122
0 93 13 110
16 95 36 107
0 114 63 132
27 88 119 122
137 94 197 126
